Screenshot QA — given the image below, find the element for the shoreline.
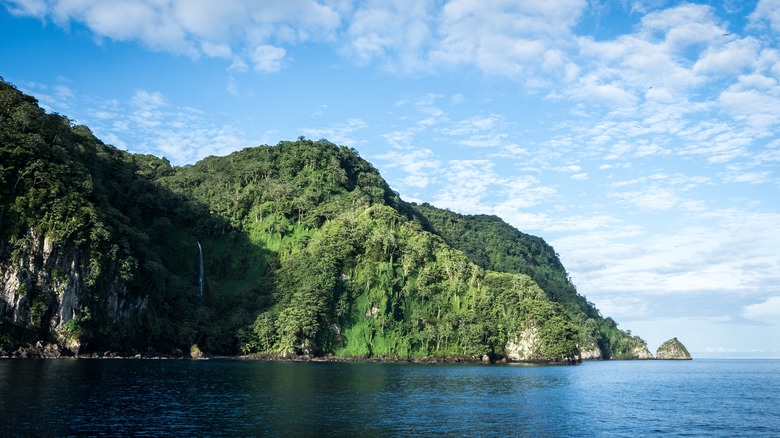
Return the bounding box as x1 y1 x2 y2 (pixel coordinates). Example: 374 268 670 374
0 351 690 362
0 343 582 364
2 342 687 363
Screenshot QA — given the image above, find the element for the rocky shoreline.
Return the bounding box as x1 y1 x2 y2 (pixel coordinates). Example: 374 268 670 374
0 341 584 364
1 339 691 362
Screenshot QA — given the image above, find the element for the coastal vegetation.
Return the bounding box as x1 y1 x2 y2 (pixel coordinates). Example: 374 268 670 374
0 78 649 361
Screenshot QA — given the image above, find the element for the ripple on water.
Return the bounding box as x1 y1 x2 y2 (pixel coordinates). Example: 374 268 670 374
0 359 778 436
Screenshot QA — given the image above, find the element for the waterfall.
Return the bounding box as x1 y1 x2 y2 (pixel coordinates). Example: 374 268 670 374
197 241 204 296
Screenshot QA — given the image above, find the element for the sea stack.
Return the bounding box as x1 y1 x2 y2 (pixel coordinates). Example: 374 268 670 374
656 338 692 360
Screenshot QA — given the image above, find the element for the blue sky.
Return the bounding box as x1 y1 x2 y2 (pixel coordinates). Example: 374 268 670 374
2 0 779 358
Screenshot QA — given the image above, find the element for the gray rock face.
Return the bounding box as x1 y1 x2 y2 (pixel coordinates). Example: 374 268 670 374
578 345 603 361
656 338 692 360
629 344 654 359
1 228 145 352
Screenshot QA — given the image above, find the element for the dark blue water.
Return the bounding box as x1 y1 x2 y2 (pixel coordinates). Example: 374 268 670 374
1 358 778 436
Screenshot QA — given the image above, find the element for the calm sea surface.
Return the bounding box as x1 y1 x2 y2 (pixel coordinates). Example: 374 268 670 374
1 358 778 436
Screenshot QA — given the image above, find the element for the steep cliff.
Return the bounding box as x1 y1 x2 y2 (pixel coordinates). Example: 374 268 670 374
0 78 199 354
0 228 147 354
629 344 654 359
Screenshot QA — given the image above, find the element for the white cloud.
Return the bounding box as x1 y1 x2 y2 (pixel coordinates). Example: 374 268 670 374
614 186 680 210
727 171 773 184
749 0 780 34
300 118 368 147
131 90 167 109
250 44 286 73
374 148 441 189
201 41 232 58
22 82 76 111
719 74 780 132
442 114 501 136
497 210 619 234
434 159 504 213
693 38 760 76
743 296 780 323
554 210 780 325
6 0 340 70
53 87 256 165
457 133 508 148
431 0 586 78
345 0 433 72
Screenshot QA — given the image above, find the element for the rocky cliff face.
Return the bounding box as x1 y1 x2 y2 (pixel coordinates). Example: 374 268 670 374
629 344 654 359
505 326 541 361
1 229 84 331
656 338 692 360
578 346 603 360
504 326 579 363
0 228 145 353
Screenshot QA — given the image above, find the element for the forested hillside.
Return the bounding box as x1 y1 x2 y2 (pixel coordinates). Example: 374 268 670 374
411 205 646 359
0 78 649 361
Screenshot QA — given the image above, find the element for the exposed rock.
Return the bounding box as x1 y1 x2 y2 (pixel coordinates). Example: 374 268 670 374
1 228 146 352
40 341 62 358
481 354 490 363
190 344 204 359
628 344 654 359
578 345 603 361
656 338 692 360
505 326 540 361
7 341 69 358
0 229 83 333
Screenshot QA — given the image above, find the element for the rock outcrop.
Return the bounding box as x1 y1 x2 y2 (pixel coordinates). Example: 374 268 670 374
628 344 654 359
505 326 544 361
577 345 603 361
0 228 145 353
656 338 692 360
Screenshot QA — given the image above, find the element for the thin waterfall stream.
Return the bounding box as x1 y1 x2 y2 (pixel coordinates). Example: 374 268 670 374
197 241 204 296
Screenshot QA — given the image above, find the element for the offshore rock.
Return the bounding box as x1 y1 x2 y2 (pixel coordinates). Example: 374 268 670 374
656 338 692 360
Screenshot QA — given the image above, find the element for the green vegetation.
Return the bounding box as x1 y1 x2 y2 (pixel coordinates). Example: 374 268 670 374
656 337 692 360
410 205 649 359
0 78 646 361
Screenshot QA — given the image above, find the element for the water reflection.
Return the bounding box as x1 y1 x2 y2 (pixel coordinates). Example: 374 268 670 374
1 359 778 436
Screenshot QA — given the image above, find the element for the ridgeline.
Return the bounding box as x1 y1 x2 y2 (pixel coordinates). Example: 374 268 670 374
0 78 650 362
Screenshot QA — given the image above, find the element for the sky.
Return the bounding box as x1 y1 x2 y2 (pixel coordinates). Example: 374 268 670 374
1 0 779 358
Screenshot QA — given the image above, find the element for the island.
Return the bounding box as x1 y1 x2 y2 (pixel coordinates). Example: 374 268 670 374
656 338 692 360
1 78 653 364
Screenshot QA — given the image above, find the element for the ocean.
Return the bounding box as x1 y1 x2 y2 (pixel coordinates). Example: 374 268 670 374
1 358 778 436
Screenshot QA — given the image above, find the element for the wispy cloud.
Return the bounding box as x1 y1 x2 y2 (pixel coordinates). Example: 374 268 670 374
743 296 780 323
300 118 368 147
374 148 441 189
6 0 340 71
554 209 780 323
